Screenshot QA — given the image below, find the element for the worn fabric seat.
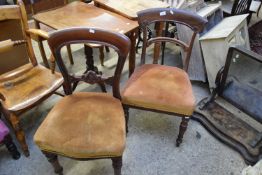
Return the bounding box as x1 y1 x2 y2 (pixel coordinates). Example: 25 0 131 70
122 64 195 116
0 64 63 112
34 92 126 159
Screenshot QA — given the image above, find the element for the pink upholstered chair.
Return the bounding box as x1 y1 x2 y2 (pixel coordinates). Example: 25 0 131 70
0 119 20 159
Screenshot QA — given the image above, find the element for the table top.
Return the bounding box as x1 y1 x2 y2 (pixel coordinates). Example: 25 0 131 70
33 1 138 34
200 14 249 40
93 0 169 20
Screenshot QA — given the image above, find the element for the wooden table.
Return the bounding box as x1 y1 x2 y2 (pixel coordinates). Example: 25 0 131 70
94 0 169 63
93 0 169 20
33 1 138 75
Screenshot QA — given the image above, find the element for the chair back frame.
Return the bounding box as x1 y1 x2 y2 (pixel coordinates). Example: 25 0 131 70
48 27 131 99
137 8 207 72
0 0 37 66
231 0 252 15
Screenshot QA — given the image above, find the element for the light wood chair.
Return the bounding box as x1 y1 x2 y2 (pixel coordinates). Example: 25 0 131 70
27 0 108 67
122 8 207 146
0 1 64 156
34 28 130 175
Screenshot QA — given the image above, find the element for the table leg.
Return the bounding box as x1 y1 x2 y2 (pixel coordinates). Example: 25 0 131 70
84 45 106 92
153 22 164 64
128 28 138 77
34 21 50 68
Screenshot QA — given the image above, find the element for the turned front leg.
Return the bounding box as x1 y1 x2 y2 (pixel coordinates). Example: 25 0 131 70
176 117 190 147
112 156 122 175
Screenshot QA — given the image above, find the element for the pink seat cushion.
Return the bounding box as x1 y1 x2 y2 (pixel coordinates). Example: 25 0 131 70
0 120 9 142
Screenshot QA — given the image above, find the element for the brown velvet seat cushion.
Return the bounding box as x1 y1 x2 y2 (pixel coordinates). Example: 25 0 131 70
0 64 63 112
34 92 126 159
122 64 195 116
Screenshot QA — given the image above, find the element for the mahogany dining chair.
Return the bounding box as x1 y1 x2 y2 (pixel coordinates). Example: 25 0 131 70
34 28 130 175
121 8 207 146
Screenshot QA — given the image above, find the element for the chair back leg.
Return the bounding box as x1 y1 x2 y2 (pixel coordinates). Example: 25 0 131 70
123 106 129 133
42 151 63 175
66 45 74 65
112 156 122 175
99 46 105 66
8 113 29 156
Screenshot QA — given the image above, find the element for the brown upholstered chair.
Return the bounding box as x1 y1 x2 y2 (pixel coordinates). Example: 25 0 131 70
34 28 130 175
0 1 64 156
122 8 207 146
28 0 108 67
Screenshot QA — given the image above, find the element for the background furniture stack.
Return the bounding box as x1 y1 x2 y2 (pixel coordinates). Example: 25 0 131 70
200 14 250 90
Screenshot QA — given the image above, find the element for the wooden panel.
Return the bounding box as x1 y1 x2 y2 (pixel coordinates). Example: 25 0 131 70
30 0 66 14
0 20 29 74
0 5 21 21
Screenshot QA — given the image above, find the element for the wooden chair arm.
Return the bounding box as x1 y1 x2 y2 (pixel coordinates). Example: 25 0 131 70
27 29 57 74
26 29 49 41
0 39 26 53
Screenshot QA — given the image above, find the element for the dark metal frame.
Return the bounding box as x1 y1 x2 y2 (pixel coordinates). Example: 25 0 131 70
193 46 262 165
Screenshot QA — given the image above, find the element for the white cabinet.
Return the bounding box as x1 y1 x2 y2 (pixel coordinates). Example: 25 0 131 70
200 14 250 90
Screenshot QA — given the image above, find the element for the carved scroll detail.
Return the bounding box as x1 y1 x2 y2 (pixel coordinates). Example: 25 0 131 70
71 70 113 85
